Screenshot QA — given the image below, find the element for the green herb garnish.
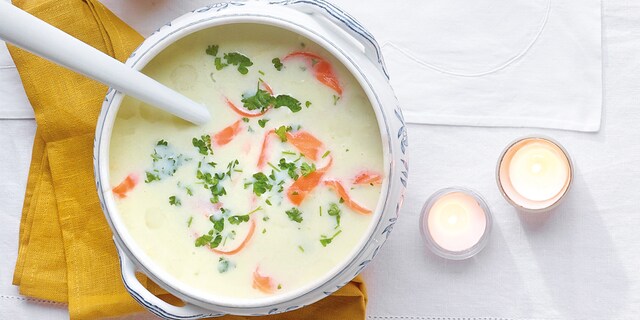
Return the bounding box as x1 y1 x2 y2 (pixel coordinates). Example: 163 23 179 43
252 172 273 196
275 125 292 142
300 162 316 177
285 207 303 223
258 119 269 128
192 135 213 155
272 57 283 71
169 196 181 206
224 52 253 74
274 94 302 113
206 45 219 57
278 158 299 180
328 203 341 228
241 88 273 112
145 171 160 183
320 230 342 247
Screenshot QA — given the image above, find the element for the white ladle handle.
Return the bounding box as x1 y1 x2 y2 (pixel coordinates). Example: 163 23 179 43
0 2 210 125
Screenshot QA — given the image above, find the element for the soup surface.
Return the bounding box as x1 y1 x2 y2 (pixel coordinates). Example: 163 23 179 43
109 24 383 299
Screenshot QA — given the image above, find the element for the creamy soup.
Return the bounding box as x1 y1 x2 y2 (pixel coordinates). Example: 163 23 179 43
109 24 383 299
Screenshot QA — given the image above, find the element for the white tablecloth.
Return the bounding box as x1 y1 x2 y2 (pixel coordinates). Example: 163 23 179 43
2 0 639 319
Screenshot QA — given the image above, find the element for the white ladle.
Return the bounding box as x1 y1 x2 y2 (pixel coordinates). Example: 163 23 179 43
0 2 210 125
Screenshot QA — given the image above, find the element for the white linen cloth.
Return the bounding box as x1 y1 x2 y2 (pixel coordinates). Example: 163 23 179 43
2 0 639 319
336 0 603 132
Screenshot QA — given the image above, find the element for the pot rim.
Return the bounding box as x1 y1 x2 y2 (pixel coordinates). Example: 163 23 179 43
94 4 398 310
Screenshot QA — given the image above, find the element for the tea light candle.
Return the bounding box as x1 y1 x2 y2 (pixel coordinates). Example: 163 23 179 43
420 188 492 260
497 137 573 212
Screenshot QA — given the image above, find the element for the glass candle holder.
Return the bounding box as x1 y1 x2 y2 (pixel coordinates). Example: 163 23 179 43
420 188 492 260
497 136 573 213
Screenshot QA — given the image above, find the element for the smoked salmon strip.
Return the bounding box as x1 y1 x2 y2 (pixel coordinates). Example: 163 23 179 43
213 119 243 146
324 179 372 215
112 173 139 199
353 170 383 185
284 51 343 96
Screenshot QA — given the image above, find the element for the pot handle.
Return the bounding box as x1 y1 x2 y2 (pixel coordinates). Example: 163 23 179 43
283 0 389 79
117 243 224 320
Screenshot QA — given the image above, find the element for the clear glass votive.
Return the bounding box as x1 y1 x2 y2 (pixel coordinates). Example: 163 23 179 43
420 188 493 260
496 136 573 213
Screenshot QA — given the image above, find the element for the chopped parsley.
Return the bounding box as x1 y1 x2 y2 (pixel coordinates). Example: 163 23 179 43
242 88 273 112
333 95 341 105
145 171 160 183
156 139 168 146
205 45 219 57
275 125 292 142
192 135 213 155
285 207 303 223
224 52 253 74
215 57 227 70
272 57 283 71
195 233 222 248
226 159 240 178
169 196 181 206
228 215 250 225
252 172 273 196
298 245 305 253
240 83 302 113
300 162 316 177
328 203 341 228
228 206 262 225
322 150 331 158
305 101 312 108
274 94 302 113
242 117 250 123
258 119 269 128
278 158 299 180
187 216 193 227
320 230 342 247
210 215 225 232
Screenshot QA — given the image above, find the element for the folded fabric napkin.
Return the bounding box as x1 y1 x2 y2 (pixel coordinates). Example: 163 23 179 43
334 0 603 132
8 0 367 319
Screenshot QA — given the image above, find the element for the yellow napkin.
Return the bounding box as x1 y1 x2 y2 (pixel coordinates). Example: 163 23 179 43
8 0 368 319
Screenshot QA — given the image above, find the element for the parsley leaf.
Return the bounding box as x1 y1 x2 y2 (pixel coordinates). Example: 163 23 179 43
328 203 341 228
258 119 269 128
169 196 181 206
192 135 213 155
215 57 228 70
300 162 316 177
156 139 168 146
285 207 303 223
206 45 219 57
228 215 250 225
241 88 273 112
274 95 302 113
272 57 283 71
252 172 273 196
275 125 292 142
210 216 225 232
278 158 299 180
305 101 312 108
145 171 160 183
320 230 342 247
224 52 253 74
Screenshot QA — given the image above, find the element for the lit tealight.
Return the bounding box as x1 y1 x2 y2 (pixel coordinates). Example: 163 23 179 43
497 137 573 212
420 188 492 260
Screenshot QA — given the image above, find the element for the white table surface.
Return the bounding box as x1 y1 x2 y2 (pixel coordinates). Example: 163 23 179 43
2 0 640 319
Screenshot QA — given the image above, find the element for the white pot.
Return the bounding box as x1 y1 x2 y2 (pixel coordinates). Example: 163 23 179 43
94 1 408 318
